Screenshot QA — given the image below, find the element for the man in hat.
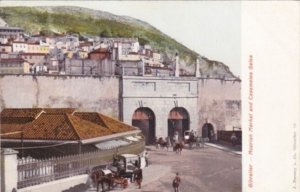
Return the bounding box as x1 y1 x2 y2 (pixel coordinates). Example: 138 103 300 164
134 167 143 189
172 172 181 192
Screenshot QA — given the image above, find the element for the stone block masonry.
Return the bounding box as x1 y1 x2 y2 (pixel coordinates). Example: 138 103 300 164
0 75 120 118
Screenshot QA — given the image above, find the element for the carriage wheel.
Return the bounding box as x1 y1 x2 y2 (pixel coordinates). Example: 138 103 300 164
122 179 128 188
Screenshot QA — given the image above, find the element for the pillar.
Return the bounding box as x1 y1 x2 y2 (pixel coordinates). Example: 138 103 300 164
175 53 179 77
1 148 18 192
195 57 201 77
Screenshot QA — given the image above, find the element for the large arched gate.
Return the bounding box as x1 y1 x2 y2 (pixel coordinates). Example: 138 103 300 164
202 123 214 142
168 107 190 141
132 107 156 145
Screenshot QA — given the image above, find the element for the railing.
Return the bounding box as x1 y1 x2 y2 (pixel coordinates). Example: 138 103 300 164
217 130 242 144
17 141 144 189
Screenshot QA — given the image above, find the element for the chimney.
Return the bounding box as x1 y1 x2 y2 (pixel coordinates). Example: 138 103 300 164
195 57 200 77
175 53 179 77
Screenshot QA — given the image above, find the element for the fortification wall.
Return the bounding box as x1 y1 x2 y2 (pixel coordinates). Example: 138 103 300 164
0 75 119 118
198 78 241 133
0 75 241 135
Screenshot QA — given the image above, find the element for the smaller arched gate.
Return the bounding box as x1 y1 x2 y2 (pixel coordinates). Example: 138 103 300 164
202 123 214 142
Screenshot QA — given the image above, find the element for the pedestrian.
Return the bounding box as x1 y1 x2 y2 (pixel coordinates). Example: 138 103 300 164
145 151 149 167
167 136 171 147
231 133 237 147
172 172 181 192
155 136 159 149
134 167 143 189
174 131 179 144
201 136 205 148
196 136 200 148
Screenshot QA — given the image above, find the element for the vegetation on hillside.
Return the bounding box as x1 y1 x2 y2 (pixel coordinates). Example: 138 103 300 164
0 6 198 63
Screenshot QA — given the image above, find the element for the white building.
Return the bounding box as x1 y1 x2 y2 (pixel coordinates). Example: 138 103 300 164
12 41 28 53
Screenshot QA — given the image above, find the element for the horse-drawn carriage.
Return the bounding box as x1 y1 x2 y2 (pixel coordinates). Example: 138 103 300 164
90 154 146 192
90 166 128 192
184 130 205 149
184 130 196 144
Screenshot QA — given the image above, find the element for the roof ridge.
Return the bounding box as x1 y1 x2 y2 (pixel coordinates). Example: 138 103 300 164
98 113 135 133
35 110 45 119
65 114 81 140
99 113 128 126
97 113 109 128
66 114 111 140
71 114 109 129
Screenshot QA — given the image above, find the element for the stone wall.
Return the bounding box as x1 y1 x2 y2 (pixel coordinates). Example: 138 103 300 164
198 78 241 134
0 75 241 136
0 75 119 118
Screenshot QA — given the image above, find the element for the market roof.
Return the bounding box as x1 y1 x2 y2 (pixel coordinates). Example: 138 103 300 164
1 108 43 118
0 108 137 142
1 113 112 140
74 112 135 133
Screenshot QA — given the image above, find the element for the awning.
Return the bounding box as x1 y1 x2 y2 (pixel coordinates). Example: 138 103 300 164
95 140 129 150
125 136 139 142
81 130 141 144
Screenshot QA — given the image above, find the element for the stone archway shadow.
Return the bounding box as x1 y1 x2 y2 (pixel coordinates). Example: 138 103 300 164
132 107 156 145
168 107 190 142
202 123 215 142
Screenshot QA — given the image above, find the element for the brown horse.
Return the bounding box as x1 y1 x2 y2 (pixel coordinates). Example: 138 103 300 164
173 142 184 154
157 137 169 150
90 170 113 192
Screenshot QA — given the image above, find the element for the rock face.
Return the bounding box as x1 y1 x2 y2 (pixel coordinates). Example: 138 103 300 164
0 6 238 78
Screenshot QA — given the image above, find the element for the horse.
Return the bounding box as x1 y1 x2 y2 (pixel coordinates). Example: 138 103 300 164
90 169 113 192
157 137 169 150
173 141 184 154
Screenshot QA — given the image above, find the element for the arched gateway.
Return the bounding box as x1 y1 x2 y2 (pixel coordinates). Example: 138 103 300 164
202 123 215 142
168 107 190 141
132 107 156 144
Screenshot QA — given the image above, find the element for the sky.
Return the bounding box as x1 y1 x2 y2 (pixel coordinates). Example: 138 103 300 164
0 1 241 76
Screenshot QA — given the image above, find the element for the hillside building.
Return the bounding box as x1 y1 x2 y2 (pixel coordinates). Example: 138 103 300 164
0 43 12 53
0 26 24 43
0 58 30 74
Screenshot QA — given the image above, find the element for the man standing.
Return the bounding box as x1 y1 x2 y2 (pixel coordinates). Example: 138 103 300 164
135 167 143 189
145 151 149 167
172 172 181 192
231 133 237 147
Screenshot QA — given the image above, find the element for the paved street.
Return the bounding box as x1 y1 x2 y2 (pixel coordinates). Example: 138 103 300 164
86 144 241 192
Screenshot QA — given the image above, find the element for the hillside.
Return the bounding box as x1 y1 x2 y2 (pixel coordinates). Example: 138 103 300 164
0 6 237 78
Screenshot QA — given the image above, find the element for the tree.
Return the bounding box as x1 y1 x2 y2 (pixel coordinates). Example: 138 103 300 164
100 28 112 37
